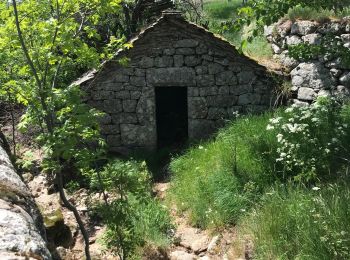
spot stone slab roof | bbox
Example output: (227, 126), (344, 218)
(73, 10), (268, 87)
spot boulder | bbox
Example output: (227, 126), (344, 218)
(291, 21), (318, 36)
(290, 62), (336, 90)
(0, 145), (51, 259)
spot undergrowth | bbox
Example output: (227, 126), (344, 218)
(169, 97), (350, 258)
(238, 180), (350, 259)
(203, 0), (273, 61)
(169, 111), (280, 228)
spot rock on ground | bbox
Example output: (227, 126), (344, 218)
(0, 144), (51, 259)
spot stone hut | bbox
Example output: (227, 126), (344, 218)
(77, 10), (276, 153)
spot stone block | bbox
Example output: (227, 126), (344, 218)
(297, 87), (317, 101)
(206, 95), (237, 106)
(163, 48), (175, 55)
(184, 56), (201, 67)
(119, 68), (134, 75)
(188, 87), (199, 97)
(216, 71), (238, 86)
(97, 114), (112, 124)
(103, 99), (122, 113)
(199, 86), (218, 96)
(238, 93), (253, 105)
(114, 74), (129, 83)
(130, 76), (146, 87)
(202, 54), (213, 61)
(207, 107), (227, 120)
(92, 91), (114, 100)
(122, 100), (137, 112)
(285, 35), (302, 46)
(196, 44), (208, 54)
(218, 86), (230, 95)
(302, 33), (322, 45)
(130, 90), (142, 99)
(119, 113), (138, 123)
(176, 48), (195, 55)
(147, 68), (196, 86)
(115, 90), (130, 99)
(340, 72), (350, 87)
(154, 56), (173, 67)
(214, 57), (230, 66)
(107, 135), (121, 146)
(195, 65), (208, 75)
(188, 97), (208, 119)
(291, 21), (318, 35)
(136, 96), (155, 124)
(208, 63), (225, 75)
(237, 71), (256, 84)
(120, 124), (156, 146)
(101, 124), (120, 135)
(197, 74), (215, 87)
(139, 57), (154, 68)
(174, 55), (184, 67)
(175, 39), (199, 48)
(291, 62), (336, 90)
(230, 84), (253, 95)
(134, 68), (146, 76)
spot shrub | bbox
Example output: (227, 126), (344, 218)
(238, 181), (350, 259)
(91, 160), (173, 259)
(267, 97), (350, 182)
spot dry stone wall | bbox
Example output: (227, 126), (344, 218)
(82, 12), (276, 153)
(265, 18), (350, 105)
(0, 141), (51, 259)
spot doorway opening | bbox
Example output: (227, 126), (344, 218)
(155, 87), (188, 149)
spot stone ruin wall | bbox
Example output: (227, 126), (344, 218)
(264, 18), (350, 105)
(0, 140), (51, 259)
(85, 15), (276, 153)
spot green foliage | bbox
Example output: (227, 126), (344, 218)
(202, 0), (273, 62)
(204, 0), (242, 20)
(267, 98), (350, 182)
(239, 181), (350, 259)
(288, 35), (350, 68)
(65, 180), (81, 194)
(170, 97), (350, 229)
(233, 0), (350, 53)
(92, 160), (172, 259)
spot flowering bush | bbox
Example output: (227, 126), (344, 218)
(267, 97), (350, 182)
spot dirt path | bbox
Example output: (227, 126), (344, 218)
(153, 183), (246, 260)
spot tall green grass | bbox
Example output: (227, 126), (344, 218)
(204, 0), (242, 20)
(238, 181), (350, 259)
(287, 6), (350, 22)
(169, 112), (281, 228)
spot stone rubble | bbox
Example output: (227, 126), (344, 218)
(265, 18), (350, 104)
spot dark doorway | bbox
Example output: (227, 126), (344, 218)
(156, 87), (188, 148)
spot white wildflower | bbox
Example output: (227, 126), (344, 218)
(266, 124), (274, 130)
(276, 134), (283, 143)
(285, 107), (294, 113)
(312, 186), (320, 191)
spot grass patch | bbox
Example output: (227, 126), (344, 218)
(169, 98), (350, 229)
(238, 181), (350, 259)
(169, 111), (281, 228)
(204, 0), (242, 20)
(286, 6), (350, 22)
